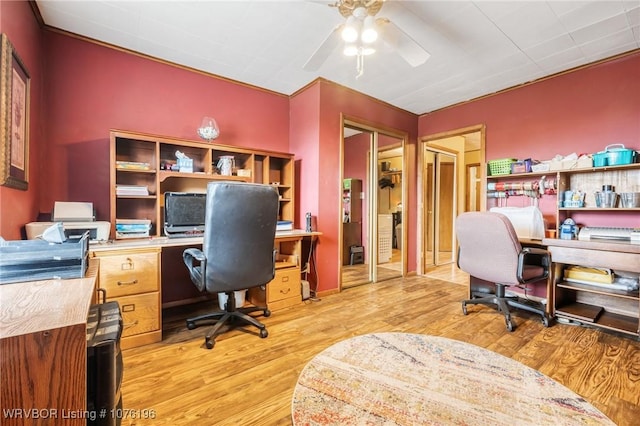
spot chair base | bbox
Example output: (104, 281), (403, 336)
(462, 284), (550, 331)
(187, 299), (271, 349)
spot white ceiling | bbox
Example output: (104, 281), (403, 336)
(35, 0), (640, 115)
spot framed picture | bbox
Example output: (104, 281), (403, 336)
(0, 33), (30, 190)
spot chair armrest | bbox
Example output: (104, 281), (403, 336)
(517, 247), (550, 283)
(521, 247), (550, 267)
(183, 248), (206, 291)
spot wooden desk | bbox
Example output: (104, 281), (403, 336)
(0, 260), (98, 426)
(90, 230), (320, 348)
(542, 238), (640, 338)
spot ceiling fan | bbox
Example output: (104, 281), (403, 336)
(304, 0), (430, 76)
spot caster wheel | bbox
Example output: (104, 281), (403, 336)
(462, 304), (468, 315)
(505, 317), (515, 332)
(260, 329), (268, 338)
(205, 339), (215, 349)
(541, 316), (550, 327)
(186, 321), (196, 330)
(263, 309), (271, 318)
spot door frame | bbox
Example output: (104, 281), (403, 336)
(417, 124), (486, 275)
(339, 114), (408, 290)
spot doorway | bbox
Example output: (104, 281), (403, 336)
(419, 125), (485, 275)
(423, 148), (457, 267)
(340, 117), (407, 289)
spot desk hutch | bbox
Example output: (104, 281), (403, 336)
(90, 130), (310, 349)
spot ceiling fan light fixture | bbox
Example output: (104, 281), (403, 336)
(362, 46), (376, 56)
(361, 15), (378, 43)
(341, 16), (360, 42)
(343, 44), (359, 56)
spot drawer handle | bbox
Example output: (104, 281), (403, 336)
(122, 304), (136, 312)
(117, 279), (139, 286)
(121, 258), (134, 270)
(282, 276), (289, 282)
(124, 320), (139, 329)
(279, 288), (291, 295)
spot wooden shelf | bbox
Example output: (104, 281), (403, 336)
(557, 281), (639, 300)
(559, 207), (640, 212)
(158, 171), (248, 182)
(487, 170), (551, 179)
(116, 195), (157, 199)
(556, 302), (638, 335)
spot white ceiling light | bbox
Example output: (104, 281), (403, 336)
(361, 15), (378, 43)
(341, 16), (360, 43)
(340, 6), (378, 78)
(304, 0), (430, 79)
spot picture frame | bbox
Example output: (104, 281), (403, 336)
(1, 33), (30, 190)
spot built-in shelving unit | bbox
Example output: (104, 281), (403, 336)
(486, 162), (640, 232)
(110, 129), (295, 239)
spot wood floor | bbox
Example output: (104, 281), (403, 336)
(121, 275), (640, 426)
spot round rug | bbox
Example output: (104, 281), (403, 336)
(291, 332), (614, 425)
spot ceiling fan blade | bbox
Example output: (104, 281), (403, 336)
(303, 24), (344, 71)
(378, 18), (430, 67)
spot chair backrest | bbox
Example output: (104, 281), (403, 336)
(202, 181), (279, 293)
(455, 211), (523, 286)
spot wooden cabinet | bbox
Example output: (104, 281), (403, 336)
(110, 129), (295, 239)
(92, 247), (162, 349)
(544, 238), (639, 338)
(249, 236), (302, 311)
(0, 261), (98, 426)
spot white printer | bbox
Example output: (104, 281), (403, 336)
(26, 202), (111, 242)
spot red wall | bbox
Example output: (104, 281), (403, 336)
(419, 52), (640, 161)
(0, 1), (45, 239)
(43, 32), (291, 223)
(291, 80), (418, 293)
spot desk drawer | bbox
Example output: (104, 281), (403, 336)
(97, 251), (159, 298)
(268, 267), (300, 303)
(111, 292), (160, 338)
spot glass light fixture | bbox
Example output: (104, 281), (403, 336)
(197, 116), (219, 142)
(341, 16), (360, 42)
(362, 46), (376, 56)
(361, 16), (378, 43)
(343, 44), (358, 56)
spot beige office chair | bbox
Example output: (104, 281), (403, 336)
(455, 211), (551, 331)
(183, 181), (279, 349)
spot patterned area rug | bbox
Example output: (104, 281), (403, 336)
(291, 333), (614, 425)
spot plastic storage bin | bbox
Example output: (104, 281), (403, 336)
(593, 144), (637, 167)
(489, 158), (516, 176)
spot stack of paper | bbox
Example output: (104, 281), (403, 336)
(115, 219), (151, 239)
(276, 220), (293, 231)
(116, 185), (149, 196)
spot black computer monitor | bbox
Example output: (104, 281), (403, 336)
(164, 192), (206, 237)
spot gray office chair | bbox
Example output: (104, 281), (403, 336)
(455, 211), (551, 331)
(183, 182), (279, 349)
